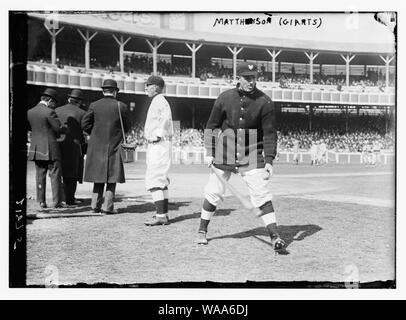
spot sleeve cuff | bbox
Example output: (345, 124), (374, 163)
(265, 155), (274, 165)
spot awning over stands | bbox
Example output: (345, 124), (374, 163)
(28, 12), (395, 56)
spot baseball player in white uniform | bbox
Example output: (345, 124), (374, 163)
(317, 139), (327, 165)
(292, 139), (299, 165)
(196, 62), (285, 252)
(143, 75), (174, 226)
(310, 141), (318, 165)
(372, 140), (382, 166)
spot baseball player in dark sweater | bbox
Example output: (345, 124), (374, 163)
(197, 62), (285, 252)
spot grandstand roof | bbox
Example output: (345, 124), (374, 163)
(28, 12), (395, 55)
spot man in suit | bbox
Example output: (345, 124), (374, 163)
(81, 79), (130, 214)
(55, 89), (86, 206)
(27, 88), (65, 209)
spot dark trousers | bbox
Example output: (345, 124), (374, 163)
(92, 183), (116, 212)
(35, 160), (63, 206)
(63, 177), (77, 205)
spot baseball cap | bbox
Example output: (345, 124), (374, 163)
(237, 62), (258, 76)
(146, 75), (165, 88)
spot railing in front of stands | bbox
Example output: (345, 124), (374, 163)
(120, 147), (395, 165)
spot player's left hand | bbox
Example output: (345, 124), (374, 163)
(264, 163), (273, 179)
(205, 156), (214, 167)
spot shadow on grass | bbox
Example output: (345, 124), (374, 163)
(31, 200), (192, 217)
(121, 201), (191, 214)
(29, 196), (92, 214)
(209, 224), (322, 254)
(169, 208), (235, 224)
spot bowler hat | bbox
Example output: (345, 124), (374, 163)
(41, 88), (58, 102)
(68, 89), (84, 100)
(101, 78), (119, 91)
(237, 62), (258, 76)
(146, 75), (165, 88)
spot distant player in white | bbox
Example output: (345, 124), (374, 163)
(366, 141), (374, 167)
(310, 140), (318, 166)
(317, 139), (327, 165)
(292, 138), (299, 165)
(362, 140), (369, 165)
(372, 140), (382, 166)
(143, 75), (174, 226)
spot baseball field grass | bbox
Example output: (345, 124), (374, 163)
(25, 160), (396, 287)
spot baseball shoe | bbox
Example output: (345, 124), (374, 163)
(144, 215), (169, 226)
(66, 199), (82, 206)
(270, 235), (285, 252)
(92, 208), (102, 213)
(54, 202), (69, 209)
(197, 231), (208, 245)
(39, 202), (47, 209)
(102, 209), (118, 215)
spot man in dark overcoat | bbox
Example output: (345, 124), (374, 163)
(27, 88), (65, 209)
(55, 89), (86, 205)
(81, 79), (130, 214)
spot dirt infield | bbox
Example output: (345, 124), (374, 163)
(25, 161), (395, 286)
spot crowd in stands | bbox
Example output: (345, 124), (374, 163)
(277, 112), (394, 152)
(125, 125), (205, 149)
(123, 55), (234, 80)
(196, 60), (233, 81)
(123, 55), (193, 76)
(124, 55), (151, 74)
(31, 53), (395, 89)
(277, 73), (392, 91)
(123, 113), (394, 154)
(277, 130), (394, 153)
(26, 100), (393, 154)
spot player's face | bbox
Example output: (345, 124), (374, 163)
(239, 75), (256, 92)
(145, 84), (158, 97)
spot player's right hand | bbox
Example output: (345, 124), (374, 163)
(205, 156), (214, 167)
(263, 163), (273, 179)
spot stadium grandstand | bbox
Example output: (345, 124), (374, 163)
(25, 12), (396, 165)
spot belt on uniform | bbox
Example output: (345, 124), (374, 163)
(147, 137), (172, 144)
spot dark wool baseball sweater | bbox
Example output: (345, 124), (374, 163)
(204, 85), (277, 172)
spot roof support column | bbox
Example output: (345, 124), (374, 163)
(304, 51), (319, 84)
(379, 55), (394, 87)
(266, 49), (281, 82)
(146, 39), (164, 76)
(185, 43), (202, 78)
(227, 46), (243, 81)
(78, 29), (98, 71)
(112, 35), (131, 73)
(44, 23), (64, 65)
(308, 105), (313, 131)
(340, 53), (356, 87)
